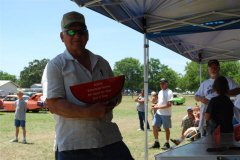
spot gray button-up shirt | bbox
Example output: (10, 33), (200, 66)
(42, 49), (122, 152)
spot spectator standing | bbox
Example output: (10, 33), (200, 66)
(149, 78), (173, 150)
(10, 90), (28, 144)
(41, 11), (133, 160)
(205, 76), (234, 133)
(134, 89), (150, 131)
(195, 59), (240, 136)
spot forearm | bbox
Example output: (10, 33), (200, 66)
(195, 95), (202, 102)
(158, 104), (170, 109)
(227, 88), (240, 96)
(47, 98), (111, 118)
(47, 98), (90, 118)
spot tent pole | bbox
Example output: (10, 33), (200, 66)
(200, 62), (202, 84)
(143, 32), (149, 160)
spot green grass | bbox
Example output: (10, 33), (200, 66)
(0, 95), (197, 160)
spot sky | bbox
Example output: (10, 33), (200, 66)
(0, 0), (190, 78)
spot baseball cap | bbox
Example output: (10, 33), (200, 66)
(160, 78), (168, 83)
(208, 59), (220, 66)
(187, 107), (192, 110)
(151, 91), (157, 96)
(61, 11), (86, 30)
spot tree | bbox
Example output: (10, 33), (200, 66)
(19, 59), (50, 88)
(0, 71), (17, 83)
(219, 61), (240, 86)
(113, 57), (143, 91)
(148, 58), (179, 92)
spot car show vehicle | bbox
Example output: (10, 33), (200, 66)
(2, 93), (43, 112)
(27, 93), (44, 113)
(173, 94), (185, 105)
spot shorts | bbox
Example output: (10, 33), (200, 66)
(14, 119), (26, 127)
(152, 114), (171, 129)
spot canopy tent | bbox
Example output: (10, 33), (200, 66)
(72, 0), (240, 63)
(70, 0), (240, 159)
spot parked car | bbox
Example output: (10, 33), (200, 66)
(2, 95), (30, 111)
(0, 99), (5, 111)
(23, 92), (37, 97)
(173, 94), (185, 105)
(27, 93), (44, 112)
(2, 94), (43, 112)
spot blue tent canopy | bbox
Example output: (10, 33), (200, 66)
(73, 0), (240, 63)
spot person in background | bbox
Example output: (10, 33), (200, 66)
(10, 90), (28, 144)
(149, 91), (158, 119)
(193, 106), (200, 127)
(204, 76), (234, 133)
(134, 89), (150, 131)
(195, 59), (240, 136)
(41, 11), (133, 160)
(149, 78), (173, 150)
(181, 107), (195, 135)
(149, 91), (161, 131)
(233, 94), (240, 125)
(170, 126), (199, 146)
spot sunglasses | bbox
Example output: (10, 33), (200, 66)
(64, 29), (88, 36)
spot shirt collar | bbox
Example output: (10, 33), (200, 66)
(62, 49), (100, 70)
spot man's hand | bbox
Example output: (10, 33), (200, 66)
(199, 97), (209, 105)
(195, 95), (209, 105)
(87, 102), (114, 118)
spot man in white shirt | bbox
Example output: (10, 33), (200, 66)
(149, 78), (173, 150)
(195, 59), (240, 136)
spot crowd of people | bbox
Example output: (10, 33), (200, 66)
(133, 59), (240, 150)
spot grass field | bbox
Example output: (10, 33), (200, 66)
(0, 95), (197, 160)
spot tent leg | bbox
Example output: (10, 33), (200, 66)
(144, 33), (149, 160)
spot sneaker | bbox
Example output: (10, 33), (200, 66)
(149, 141), (160, 149)
(22, 140), (27, 144)
(10, 138), (18, 142)
(170, 139), (179, 146)
(137, 128), (144, 131)
(161, 142), (170, 150)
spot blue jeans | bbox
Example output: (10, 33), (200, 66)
(55, 141), (134, 160)
(138, 111), (150, 130)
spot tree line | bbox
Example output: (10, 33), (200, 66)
(0, 58), (239, 92)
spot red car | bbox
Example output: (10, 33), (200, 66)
(2, 94), (43, 112)
(2, 95), (30, 111)
(27, 93), (44, 112)
(0, 99), (5, 111)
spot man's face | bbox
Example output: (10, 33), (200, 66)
(187, 109), (193, 115)
(160, 81), (168, 90)
(207, 63), (220, 79)
(60, 22), (88, 53)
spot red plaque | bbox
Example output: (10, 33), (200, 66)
(70, 75), (125, 103)
(234, 124), (240, 142)
(213, 125), (221, 147)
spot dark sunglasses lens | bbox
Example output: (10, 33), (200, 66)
(78, 30), (87, 35)
(67, 30), (76, 36)
(66, 29), (87, 36)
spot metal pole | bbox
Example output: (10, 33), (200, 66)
(200, 62), (202, 84)
(143, 33), (149, 160)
